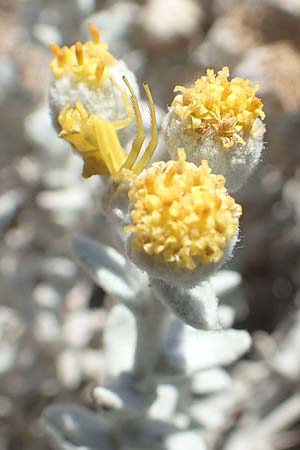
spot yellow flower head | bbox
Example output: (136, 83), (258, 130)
(125, 148), (242, 270)
(172, 67), (265, 149)
(50, 24), (115, 87)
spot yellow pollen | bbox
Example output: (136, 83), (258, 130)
(89, 23), (100, 43)
(50, 43), (61, 57)
(125, 148), (242, 270)
(50, 24), (115, 86)
(57, 48), (67, 67)
(172, 67), (265, 149)
(95, 61), (105, 80)
(75, 42), (84, 65)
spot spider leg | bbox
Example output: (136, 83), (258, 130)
(133, 82), (158, 174)
(93, 116), (126, 175)
(121, 76), (146, 170)
(109, 75), (134, 131)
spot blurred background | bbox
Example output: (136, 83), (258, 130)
(1, 0), (300, 449)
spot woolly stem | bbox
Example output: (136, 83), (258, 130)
(102, 184), (169, 379)
(133, 292), (168, 380)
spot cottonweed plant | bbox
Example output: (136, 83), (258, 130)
(43, 25), (265, 450)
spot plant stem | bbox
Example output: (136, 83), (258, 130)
(133, 291), (168, 381)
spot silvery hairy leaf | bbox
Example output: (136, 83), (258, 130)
(165, 429), (207, 450)
(103, 304), (136, 377)
(162, 319), (251, 374)
(150, 279), (220, 330)
(210, 270), (242, 297)
(72, 235), (148, 306)
(43, 404), (114, 450)
(148, 384), (179, 421)
(93, 372), (156, 418)
(271, 310), (300, 380)
(0, 189), (28, 232)
(191, 368), (231, 395)
(121, 417), (205, 450)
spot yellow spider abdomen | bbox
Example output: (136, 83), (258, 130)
(58, 102), (126, 177)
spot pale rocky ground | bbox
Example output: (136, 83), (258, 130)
(1, 1), (300, 450)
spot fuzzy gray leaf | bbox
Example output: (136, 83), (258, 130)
(103, 304), (136, 377)
(72, 235), (139, 304)
(151, 279), (220, 330)
(163, 320), (251, 374)
(42, 404), (114, 450)
(165, 430), (207, 450)
(93, 373), (155, 418)
(210, 270), (242, 297)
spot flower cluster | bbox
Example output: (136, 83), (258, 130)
(171, 66), (265, 149)
(49, 29), (266, 285)
(125, 148), (242, 270)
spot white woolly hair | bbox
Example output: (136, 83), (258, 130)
(48, 60), (139, 147)
(163, 108), (266, 193)
(126, 235), (238, 289)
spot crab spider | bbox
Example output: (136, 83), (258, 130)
(58, 76), (158, 178)
(92, 76), (158, 177)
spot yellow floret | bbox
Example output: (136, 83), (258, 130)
(50, 24), (115, 87)
(172, 67), (265, 149)
(125, 148), (242, 270)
